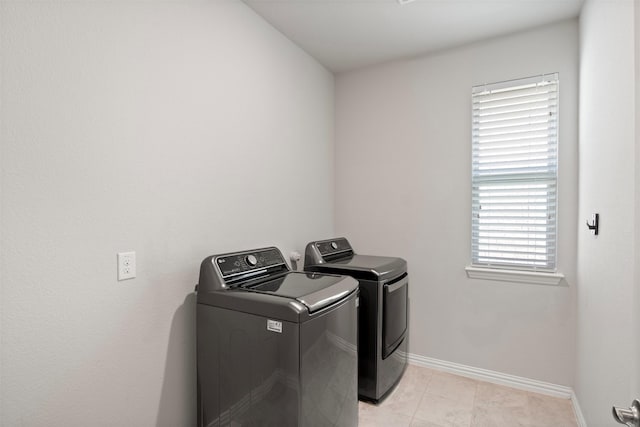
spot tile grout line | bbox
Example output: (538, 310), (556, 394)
(469, 381), (479, 427)
(362, 366), (578, 427)
(408, 367), (434, 425)
(413, 370), (475, 425)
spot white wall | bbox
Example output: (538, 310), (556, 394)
(335, 20), (578, 386)
(0, 1), (334, 425)
(576, 1), (636, 424)
(635, 0), (640, 402)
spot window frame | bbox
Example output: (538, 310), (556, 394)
(466, 73), (564, 285)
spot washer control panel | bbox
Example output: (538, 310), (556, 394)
(316, 238), (352, 257)
(216, 248), (286, 278)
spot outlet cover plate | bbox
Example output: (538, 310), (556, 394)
(117, 251), (136, 281)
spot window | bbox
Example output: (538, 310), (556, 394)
(470, 74), (558, 272)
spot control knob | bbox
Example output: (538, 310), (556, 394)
(245, 254), (258, 266)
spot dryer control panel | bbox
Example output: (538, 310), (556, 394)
(304, 237), (354, 265)
(315, 238), (352, 257)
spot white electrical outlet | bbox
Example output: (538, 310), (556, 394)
(117, 251), (136, 281)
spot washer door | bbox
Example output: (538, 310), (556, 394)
(382, 274), (408, 359)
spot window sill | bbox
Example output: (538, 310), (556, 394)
(465, 266), (565, 286)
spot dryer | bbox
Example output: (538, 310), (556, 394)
(196, 246), (359, 426)
(304, 238), (408, 403)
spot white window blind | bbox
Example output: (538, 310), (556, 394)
(471, 74), (558, 271)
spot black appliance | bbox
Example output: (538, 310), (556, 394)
(196, 246), (359, 426)
(304, 237), (408, 403)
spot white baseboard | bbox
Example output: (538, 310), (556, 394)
(406, 352), (587, 425)
(570, 390), (588, 427)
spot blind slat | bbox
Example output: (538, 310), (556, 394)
(474, 81), (557, 97)
(473, 167), (557, 177)
(472, 238), (557, 245)
(473, 107), (556, 123)
(474, 257), (553, 266)
(474, 93), (558, 111)
(474, 132), (557, 145)
(472, 236), (557, 242)
(476, 124), (557, 138)
(475, 117), (554, 132)
(475, 100), (557, 117)
(476, 147), (557, 159)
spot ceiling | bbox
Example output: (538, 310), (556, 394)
(243, 0), (584, 73)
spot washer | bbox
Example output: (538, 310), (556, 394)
(304, 237), (408, 403)
(196, 246), (359, 427)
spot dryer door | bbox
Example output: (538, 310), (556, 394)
(382, 274), (408, 359)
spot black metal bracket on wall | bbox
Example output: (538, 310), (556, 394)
(586, 213), (599, 235)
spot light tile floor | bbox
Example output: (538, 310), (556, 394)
(359, 365), (578, 427)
